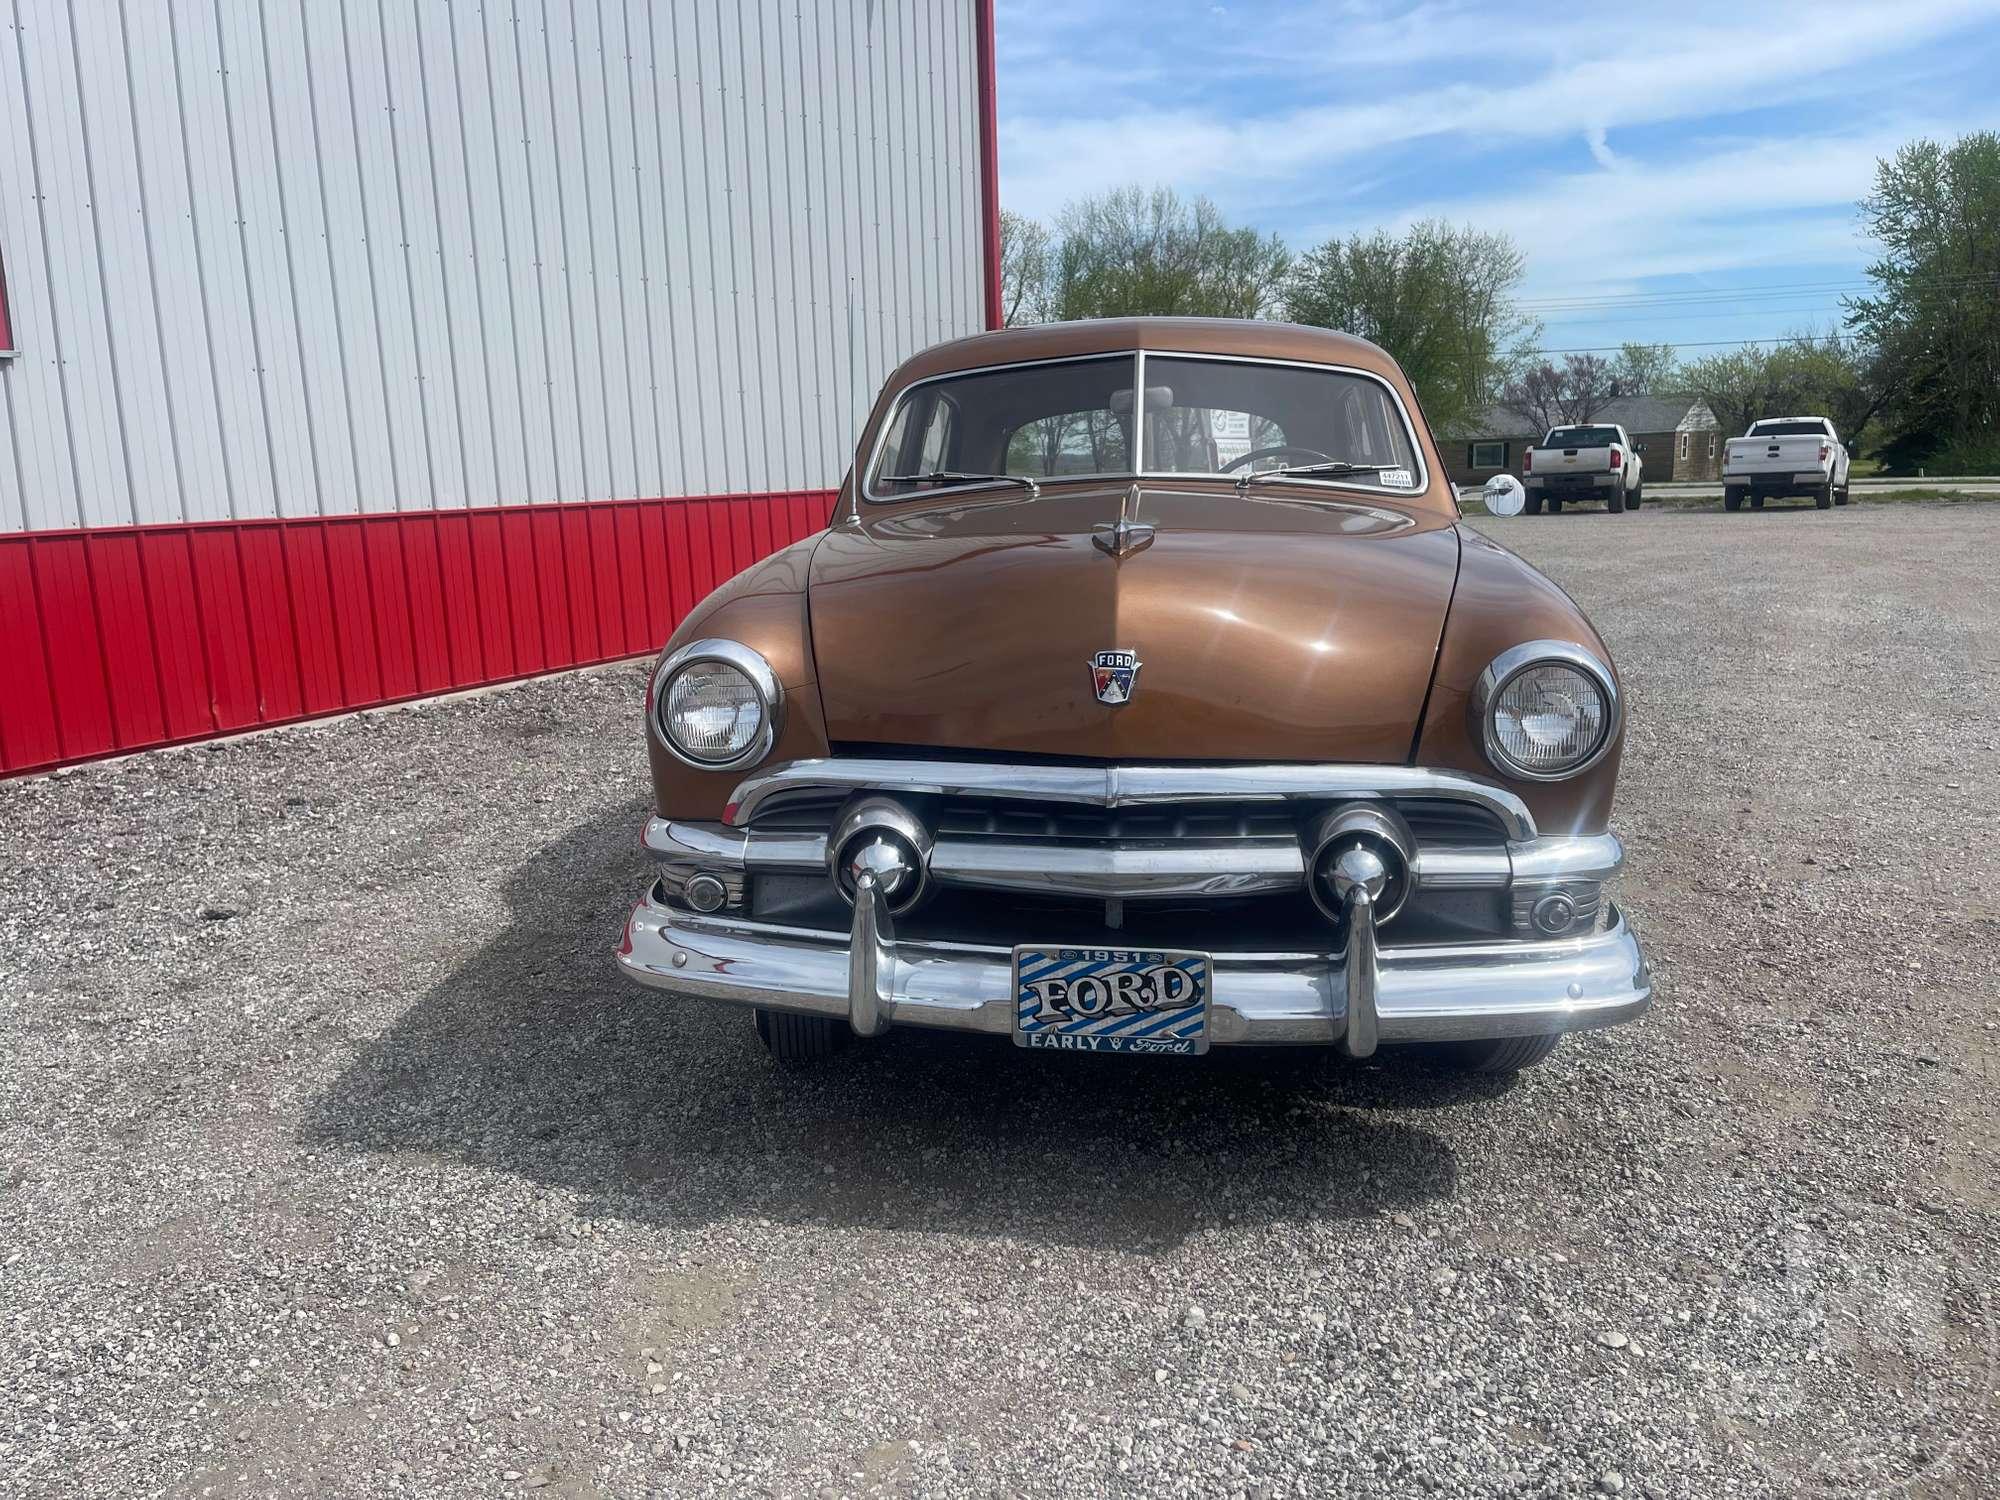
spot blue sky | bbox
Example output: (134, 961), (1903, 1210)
(993, 0), (2000, 355)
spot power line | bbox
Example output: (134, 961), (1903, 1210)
(1539, 305), (1851, 330)
(1526, 335), (1846, 354)
(1514, 271), (2000, 315)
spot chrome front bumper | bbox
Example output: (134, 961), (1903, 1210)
(616, 883), (1652, 1050)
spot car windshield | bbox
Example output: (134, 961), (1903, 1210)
(1748, 421), (1830, 437)
(1544, 427), (1622, 447)
(866, 354), (1422, 499)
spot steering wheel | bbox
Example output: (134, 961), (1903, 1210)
(1217, 445), (1335, 474)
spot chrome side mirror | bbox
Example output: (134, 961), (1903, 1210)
(1481, 473), (1526, 516)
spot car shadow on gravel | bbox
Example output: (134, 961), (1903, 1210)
(302, 802), (1490, 1252)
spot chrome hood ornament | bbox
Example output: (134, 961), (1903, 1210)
(1092, 483), (1155, 559)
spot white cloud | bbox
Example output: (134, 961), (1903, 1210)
(997, 0), (1998, 225)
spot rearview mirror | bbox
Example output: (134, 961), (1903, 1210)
(1634, 442), (1648, 454)
(1108, 385), (1175, 415)
(1481, 473), (1526, 517)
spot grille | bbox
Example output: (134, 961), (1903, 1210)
(934, 798), (1298, 843)
(739, 788), (1516, 948)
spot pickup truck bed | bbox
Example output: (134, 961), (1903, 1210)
(1522, 424), (1642, 515)
(1722, 419), (1850, 510)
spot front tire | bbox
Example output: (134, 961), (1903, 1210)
(1548, 498), (1564, 514)
(1425, 1033), (1563, 1074)
(1834, 483), (1850, 506)
(1626, 484), (1642, 509)
(1751, 494), (1765, 509)
(754, 1008), (850, 1066)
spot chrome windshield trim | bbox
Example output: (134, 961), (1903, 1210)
(723, 759), (1537, 842)
(858, 349), (1431, 506)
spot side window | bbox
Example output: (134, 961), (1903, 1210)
(916, 397), (956, 472)
(1470, 440), (1506, 469)
(1707, 432), (1717, 459)
(1678, 432), (1689, 461)
(878, 390), (958, 477)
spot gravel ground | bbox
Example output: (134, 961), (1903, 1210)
(2, 503), (1996, 1500)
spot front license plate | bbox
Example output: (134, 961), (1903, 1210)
(1012, 946), (1211, 1056)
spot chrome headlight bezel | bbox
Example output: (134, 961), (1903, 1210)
(1472, 640), (1620, 782)
(649, 638), (784, 771)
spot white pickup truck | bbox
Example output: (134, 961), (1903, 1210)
(1722, 417), (1851, 511)
(1521, 423), (1644, 514)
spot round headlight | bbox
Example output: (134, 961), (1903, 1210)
(1475, 642), (1617, 780)
(650, 640), (782, 769)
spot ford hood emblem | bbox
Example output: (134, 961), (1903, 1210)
(1090, 649), (1141, 706)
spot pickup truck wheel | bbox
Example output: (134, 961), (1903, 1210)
(1627, 485), (1642, 509)
(1815, 484), (1833, 510)
(1606, 487), (1624, 514)
(1751, 495), (1765, 510)
(1523, 493), (1543, 516)
(1723, 487), (1743, 512)
(1547, 498), (1563, 514)
(754, 1008), (850, 1066)
(1423, 1032), (1562, 1074)
(1834, 484), (1850, 506)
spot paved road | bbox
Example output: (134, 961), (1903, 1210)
(2, 505), (1996, 1499)
(1651, 476), (2000, 499)
(1464, 477), (2000, 502)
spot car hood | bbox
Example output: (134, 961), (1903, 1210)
(807, 485), (1462, 762)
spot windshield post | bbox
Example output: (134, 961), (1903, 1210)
(1132, 349), (1148, 477)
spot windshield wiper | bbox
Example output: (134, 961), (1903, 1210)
(878, 470), (1040, 498)
(1236, 461), (1398, 491)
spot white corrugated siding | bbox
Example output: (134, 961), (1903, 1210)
(0, 0), (986, 532)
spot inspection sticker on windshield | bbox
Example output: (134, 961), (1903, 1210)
(1012, 946), (1211, 1055)
(1379, 467), (1415, 488)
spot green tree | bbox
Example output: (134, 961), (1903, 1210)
(1612, 341), (1681, 396)
(1283, 221), (1536, 437)
(1847, 132), (2000, 467)
(1044, 186), (1293, 322)
(1682, 334), (1885, 442)
(998, 208), (1051, 327)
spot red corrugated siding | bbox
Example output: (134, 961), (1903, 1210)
(0, 490), (835, 776)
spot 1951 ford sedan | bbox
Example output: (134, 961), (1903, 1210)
(617, 319), (1650, 1074)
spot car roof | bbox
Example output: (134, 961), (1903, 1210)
(884, 317), (1405, 387)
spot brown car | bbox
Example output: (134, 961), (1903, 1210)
(618, 318), (1649, 1073)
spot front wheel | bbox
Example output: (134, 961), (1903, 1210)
(754, 1008), (850, 1066)
(1423, 1033), (1562, 1074)
(1548, 498), (1564, 514)
(1626, 484), (1642, 509)
(1834, 484), (1850, 506)
(1751, 494), (1765, 509)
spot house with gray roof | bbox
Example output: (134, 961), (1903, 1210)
(1441, 395), (1721, 486)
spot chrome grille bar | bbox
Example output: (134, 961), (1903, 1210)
(725, 758), (1538, 842)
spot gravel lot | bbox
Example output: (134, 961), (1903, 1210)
(3, 503), (1996, 1500)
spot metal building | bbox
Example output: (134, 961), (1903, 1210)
(0, 0), (1000, 774)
